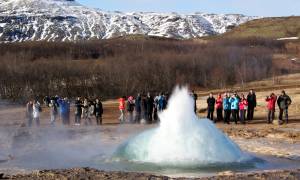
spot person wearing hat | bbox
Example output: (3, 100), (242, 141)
(277, 90), (292, 124)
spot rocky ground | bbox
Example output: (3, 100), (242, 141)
(1, 168), (300, 180)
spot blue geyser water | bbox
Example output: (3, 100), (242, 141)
(114, 87), (253, 166)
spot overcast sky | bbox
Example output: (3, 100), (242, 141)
(77, 0), (300, 17)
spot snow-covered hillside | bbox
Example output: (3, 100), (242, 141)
(0, 0), (257, 42)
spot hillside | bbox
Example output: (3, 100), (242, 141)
(0, 0), (255, 42)
(221, 16), (300, 39)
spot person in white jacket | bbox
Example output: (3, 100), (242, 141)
(32, 100), (41, 126)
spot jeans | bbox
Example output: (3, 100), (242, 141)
(119, 110), (125, 123)
(279, 108), (288, 123)
(75, 114), (81, 124)
(240, 109), (246, 124)
(207, 109), (214, 121)
(224, 110), (231, 124)
(135, 111), (141, 124)
(96, 115), (102, 125)
(247, 107), (255, 120)
(216, 108), (223, 122)
(267, 110), (275, 123)
(231, 109), (239, 124)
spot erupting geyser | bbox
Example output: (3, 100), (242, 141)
(114, 87), (252, 166)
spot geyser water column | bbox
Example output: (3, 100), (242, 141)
(114, 87), (252, 166)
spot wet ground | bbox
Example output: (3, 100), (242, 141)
(0, 124), (300, 179)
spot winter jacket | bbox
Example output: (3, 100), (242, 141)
(33, 102), (41, 118)
(266, 96), (277, 110)
(207, 97), (216, 111)
(75, 100), (83, 115)
(247, 93), (257, 108)
(57, 99), (69, 115)
(49, 102), (58, 116)
(135, 96), (142, 113)
(146, 96), (154, 113)
(26, 102), (33, 118)
(127, 100), (135, 112)
(94, 102), (103, 116)
(158, 95), (165, 111)
(277, 94), (292, 109)
(223, 97), (231, 110)
(119, 98), (125, 110)
(229, 97), (239, 110)
(215, 96), (223, 110)
(239, 98), (248, 110)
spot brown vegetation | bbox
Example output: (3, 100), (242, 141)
(0, 37), (293, 101)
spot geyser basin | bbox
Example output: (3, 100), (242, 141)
(114, 87), (252, 166)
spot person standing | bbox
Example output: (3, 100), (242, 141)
(229, 94), (239, 124)
(26, 101), (33, 127)
(192, 90), (198, 114)
(32, 100), (41, 127)
(223, 93), (231, 124)
(239, 94), (248, 124)
(58, 97), (70, 125)
(88, 100), (95, 125)
(247, 89), (257, 121)
(65, 98), (71, 125)
(158, 93), (165, 112)
(135, 93), (142, 123)
(82, 98), (91, 125)
(74, 97), (83, 125)
(94, 98), (103, 125)
(277, 90), (292, 124)
(146, 92), (154, 123)
(266, 93), (277, 124)
(127, 96), (135, 123)
(49, 99), (58, 126)
(215, 93), (223, 123)
(153, 93), (159, 122)
(207, 93), (215, 121)
(119, 96), (126, 124)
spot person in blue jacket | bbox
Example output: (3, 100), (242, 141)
(223, 93), (231, 124)
(229, 93), (240, 124)
(58, 97), (70, 125)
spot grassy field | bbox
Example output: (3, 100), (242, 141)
(221, 16), (300, 39)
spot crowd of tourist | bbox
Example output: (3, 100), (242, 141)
(25, 89), (292, 127)
(205, 90), (292, 124)
(26, 96), (103, 127)
(118, 92), (171, 124)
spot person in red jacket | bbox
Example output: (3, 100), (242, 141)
(119, 96), (126, 123)
(215, 93), (223, 123)
(266, 93), (277, 124)
(239, 94), (248, 124)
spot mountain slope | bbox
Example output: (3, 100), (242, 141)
(0, 0), (256, 42)
(221, 16), (300, 39)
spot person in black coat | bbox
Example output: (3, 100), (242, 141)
(277, 90), (292, 124)
(146, 92), (154, 123)
(74, 97), (83, 125)
(191, 90), (198, 113)
(247, 89), (257, 121)
(207, 93), (216, 121)
(94, 98), (103, 125)
(135, 93), (142, 123)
